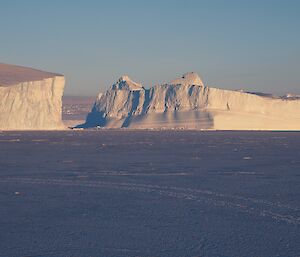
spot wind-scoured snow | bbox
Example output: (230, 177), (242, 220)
(0, 130), (299, 257)
(0, 63), (65, 130)
(81, 72), (300, 130)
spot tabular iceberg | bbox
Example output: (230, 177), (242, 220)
(0, 63), (65, 130)
(81, 72), (300, 130)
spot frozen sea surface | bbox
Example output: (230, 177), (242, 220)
(0, 130), (299, 257)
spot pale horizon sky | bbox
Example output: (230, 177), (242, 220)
(1, 0), (300, 96)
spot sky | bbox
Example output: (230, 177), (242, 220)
(1, 0), (300, 96)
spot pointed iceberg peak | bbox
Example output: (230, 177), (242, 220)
(170, 72), (204, 86)
(118, 75), (132, 83)
(111, 75), (144, 91)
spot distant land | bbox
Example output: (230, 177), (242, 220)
(62, 96), (95, 128)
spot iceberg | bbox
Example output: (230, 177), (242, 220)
(0, 63), (65, 130)
(81, 72), (300, 130)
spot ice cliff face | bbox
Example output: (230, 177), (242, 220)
(0, 63), (65, 130)
(81, 72), (300, 130)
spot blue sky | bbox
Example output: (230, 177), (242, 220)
(1, 0), (299, 96)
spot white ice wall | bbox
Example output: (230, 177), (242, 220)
(0, 64), (65, 130)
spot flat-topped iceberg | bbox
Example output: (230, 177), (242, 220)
(0, 63), (65, 130)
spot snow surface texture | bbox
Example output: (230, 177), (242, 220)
(0, 131), (299, 257)
(0, 63), (65, 130)
(82, 72), (300, 130)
